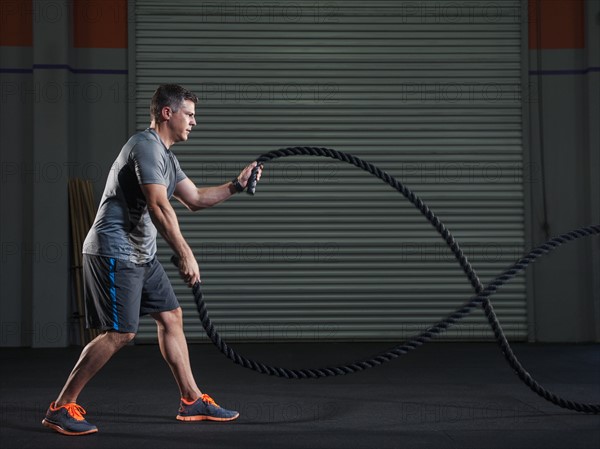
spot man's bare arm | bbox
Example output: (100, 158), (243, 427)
(174, 162), (262, 212)
(140, 183), (199, 286)
(174, 178), (237, 212)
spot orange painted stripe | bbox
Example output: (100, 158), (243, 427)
(0, 0), (33, 46)
(73, 0), (127, 48)
(529, 0), (585, 49)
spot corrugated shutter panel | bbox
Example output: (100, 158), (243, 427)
(133, 0), (526, 342)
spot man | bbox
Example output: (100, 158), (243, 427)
(42, 84), (262, 436)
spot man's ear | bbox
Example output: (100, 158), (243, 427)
(160, 106), (172, 122)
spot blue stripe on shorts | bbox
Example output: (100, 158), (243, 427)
(109, 258), (119, 331)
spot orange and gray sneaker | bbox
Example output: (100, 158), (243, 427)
(42, 402), (98, 436)
(176, 393), (239, 422)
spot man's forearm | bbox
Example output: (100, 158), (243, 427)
(148, 202), (193, 258)
(193, 182), (238, 210)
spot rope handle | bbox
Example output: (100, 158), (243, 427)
(247, 163), (260, 195)
(170, 255), (203, 301)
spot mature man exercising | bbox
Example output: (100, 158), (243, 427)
(42, 84), (262, 436)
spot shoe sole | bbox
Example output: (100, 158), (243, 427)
(42, 419), (98, 436)
(176, 412), (239, 422)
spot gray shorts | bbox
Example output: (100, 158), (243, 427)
(83, 254), (179, 333)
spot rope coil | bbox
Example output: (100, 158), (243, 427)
(175, 146), (600, 414)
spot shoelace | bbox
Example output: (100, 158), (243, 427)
(201, 394), (219, 407)
(61, 403), (87, 421)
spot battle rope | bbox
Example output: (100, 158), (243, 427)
(172, 146), (600, 414)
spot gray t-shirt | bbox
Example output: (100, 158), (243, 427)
(83, 128), (187, 263)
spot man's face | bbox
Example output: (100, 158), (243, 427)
(169, 100), (196, 143)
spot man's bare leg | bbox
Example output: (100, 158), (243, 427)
(152, 307), (202, 401)
(55, 331), (136, 406)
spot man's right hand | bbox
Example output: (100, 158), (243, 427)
(177, 253), (201, 287)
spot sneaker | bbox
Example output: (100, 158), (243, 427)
(42, 402), (98, 436)
(176, 394), (239, 422)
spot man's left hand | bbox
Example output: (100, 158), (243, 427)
(236, 162), (263, 190)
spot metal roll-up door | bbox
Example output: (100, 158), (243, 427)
(132, 0), (526, 342)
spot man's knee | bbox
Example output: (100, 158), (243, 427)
(104, 330), (136, 347)
(152, 307), (183, 330)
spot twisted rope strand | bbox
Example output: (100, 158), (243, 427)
(176, 147), (600, 414)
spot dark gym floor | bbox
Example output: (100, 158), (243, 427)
(1, 342), (599, 449)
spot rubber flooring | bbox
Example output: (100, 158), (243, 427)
(1, 342), (599, 449)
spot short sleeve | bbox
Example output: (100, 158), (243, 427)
(130, 141), (168, 186)
(172, 153), (188, 183)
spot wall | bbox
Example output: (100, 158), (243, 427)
(527, 0), (600, 341)
(0, 0), (128, 347)
(1, 0), (598, 346)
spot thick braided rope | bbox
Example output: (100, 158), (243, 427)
(182, 146), (600, 414)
